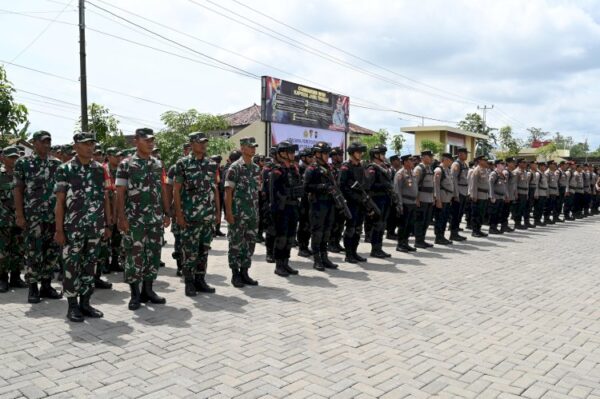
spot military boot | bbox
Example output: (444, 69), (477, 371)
(434, 236), (453, 245)
(109, 255), (124, 272)
(488, 226), (502, 235)
(28, 283), (40, 303)
(241, 268), (258, 286)
(79, 291), (103, 318)
(39, 278), (62, 299)
(176, 258), (182, 277)
(194, 274), (215, 293)
(184, 277), (197, 297)
(94, 275), (113, 289)
(313, 252), (326, 271)
(321, 251), (339, 269)
(140, 280), (166, 304)
(0, 273), (8, 293)
(344, 248), (357, 264)
(500, 224), (514, 233)
(450, 231), (467, 241)
(370, 246), (388, 258)
(128, 283), (141, 310)
(274, 259), (290, 277)
(9, 271), (27, 288)
(283, 259), (299, 275)
(66, 297), (84, 322)
(231, 270), (244, 288)
(297, 247), (312, 257)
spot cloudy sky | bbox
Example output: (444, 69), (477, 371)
(2, 0), (600, 151)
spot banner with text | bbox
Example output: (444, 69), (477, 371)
(271, 123), (345, 151)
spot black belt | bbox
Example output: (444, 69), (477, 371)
(549, 186), (558, 189)
(441, 187), (453, 194)
(494, 191), (505, 196)
(477, 188), (488, 193)
(569, 186), (578, 189)
(402, 194), (416, 200)
(420, 187), (433, 193)
(458, 183), (468, 187)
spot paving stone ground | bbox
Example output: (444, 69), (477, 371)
(1, 217), (600, 399)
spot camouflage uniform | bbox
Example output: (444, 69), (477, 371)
(225, 158), (261, 272)
(116, 153), (165, 284)
(0, 159), (24, 275)
(13, 151), (61, 283)
(54, 157), (109, 298)
(174, 154), (218, 277)
(166, 164), (182, 270)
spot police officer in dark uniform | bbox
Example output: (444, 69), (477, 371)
(261, 147), (277, 263)
(365, 145), (392, 258)
(328, 147), (346, 253)
(303, 142), (339, 271)
(386, 155), (401, 240)
(340, 142), (369, 263)
(270, 141), (303, 277)
(413, 150), (435, 248)
(296, 148), (314, 258)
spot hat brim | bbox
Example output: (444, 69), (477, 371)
(35, 135), (52, 141)
(80, 139), (97, 144)
(191, 138), (209, 143)
(136, 134), (155, 140)
(242, 143), (259, 148)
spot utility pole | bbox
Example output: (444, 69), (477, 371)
(477, 105), (494, 131)
(79, 0), (88, 132)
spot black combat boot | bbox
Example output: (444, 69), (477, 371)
(140, 280), (166, 304)
(66, 297), (84, 322)
(328, 242), (343, 253)
(297, 247), (312, 257)
(240, 268), (258, 286)
(194, 274), (215, 293)
(386, 232), (398, 240)
(8, 271), (27, 288)
(450, 231), (467, 241)
(28, 283), (40, 303)
(500, 224), (514, 233)
(231, 270), (245, 288)
(314, 252), (326, 270)
(39, 278), (62, 299)
(176, 258), (182, 277)
(434, 236), (453, 245)
(128, 283), (141, 310)
(321, 251), (339, 269)
(0, 273), (8, 293)
(370, 246), (388, 258)
(344, 248), (357, 264)
(353, 243), (367, 262)
(94, 275), (113, 290)
(471, 230), (488, 238)
(283, 259), (299, 275)
(274, 259), (290, 277)
(109, 255), (124, 272)
(488, 226), (502, 235)
(79, 291), (103, 318)
(184, 277), (197, 297)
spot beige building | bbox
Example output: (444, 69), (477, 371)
(400, 125), (486, 161)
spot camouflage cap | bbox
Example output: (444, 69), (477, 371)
(189, 131), (209, 143)
(32, 130), (51, 141)
(106, 147), (120, 156)
(2, 146), (20, 158)
(135, 127), (154, 139)
(62, 144), (73, 153)
(240, 136), (258, 147)
(73, 131), (97, 143)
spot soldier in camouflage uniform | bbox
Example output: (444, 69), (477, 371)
(224, 137), (261, 288)
(55, 132), (112, 322)
(173, 132), (220, 297)
(14, 131), (63, 304)
(0, 147), (26, 293)
(104, 147), (124, 273)
(116, 128), (171, 310)
(166, 143), (190, 277)
(93, 149), (114, 289)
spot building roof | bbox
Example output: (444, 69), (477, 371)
(401, 125), (488, 140)
(224, 104), (262, 127)
(225, 104), (374, 135)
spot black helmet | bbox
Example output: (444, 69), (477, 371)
(269, 147), (277, 157)
(369, 144), (387, 157)
(330, 147), (343, 156)
(299, 148), (314, 158)
(276, 141), (298, 153)
(347, 142), (367, 155)
(229, 150), (242, 162)
(313, 141), (332, 153)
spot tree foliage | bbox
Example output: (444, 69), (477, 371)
(569, 142), (589, 158)
(390, 133), (406, 155)
(497, 125), (523, 157)
(78, 103), (127, 150)
(420, 139), (445, 156)
(536, 142), (558, 160)
(155, 109), (232, 167)
(458, 113), (496, 157)
(526, 127), (549, 145)
(0, 66), (29, 147)
(355, 128), (388, 151)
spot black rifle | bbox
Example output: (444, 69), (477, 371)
(351, 181), (381, 216)
(325, 170), (352, 219)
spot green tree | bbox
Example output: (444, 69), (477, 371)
(78, 103), (127, 150)
(526, 127), (549, 145)
(420, 139), (445, 156)
(497, 125), (523, 157)
(0, 66), (29, 147)
(536, 142), (558, 160)
(569, 142), (589, 158)
(355, 128), (388, 151)
(155, 109), (231, 167)
(458, 112), (496, 157)
(390, 133), (406, 155)
(552, 131), (573, 149)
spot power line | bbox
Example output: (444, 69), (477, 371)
(11, 0), (74, 62)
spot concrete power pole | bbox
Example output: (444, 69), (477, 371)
(79, 0), (89, 132)
(477, 105), (494, 132)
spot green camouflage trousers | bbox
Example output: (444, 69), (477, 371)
(171, 223), (182, 262)
(62, 232), (101, 298)
(122, 224), (162, 284)
(181, 221), (213, 278)
(97, 236), (110, 269)
(0, 226), (24, 274)
(24, 221), (60, 283)
(227, 220), (257, 271)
